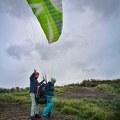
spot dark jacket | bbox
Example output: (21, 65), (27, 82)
(29, 73), (44, 93)
(46, 82), (55, 96)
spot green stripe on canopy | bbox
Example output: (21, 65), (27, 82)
(27, 0), (63, 44)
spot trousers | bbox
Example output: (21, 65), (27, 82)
(42, 96), (54, 117)
(30, 93), (39, 116)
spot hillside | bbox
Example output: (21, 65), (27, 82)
(0, 79), (120, 120)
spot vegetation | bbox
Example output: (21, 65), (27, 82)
(79, 79), (120, 87)
(54, 98), (118, 120)
(0, 79), (120, 120)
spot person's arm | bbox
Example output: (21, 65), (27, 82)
(38, 80), (44, 85)
(38, 77), (47, 85)
(30, 73), (35, 81)
(38, 78), (47, 85)
(30, 69), (36, 81)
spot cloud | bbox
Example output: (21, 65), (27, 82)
(0, 0), (33, 19)
(1, 0), (120, 21)
(0, 0), (120, 88)
(65, 0), (120, 19)
(34, 33), (82, 61)
(6, 45), (23, 60)
(6, 40), (34, 60)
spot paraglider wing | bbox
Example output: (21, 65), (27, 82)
(27, 0), (63, 44)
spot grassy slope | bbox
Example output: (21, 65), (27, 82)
(0, 82), (120, 120)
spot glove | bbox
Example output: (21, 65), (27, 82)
(34, 69), (36, 73)
(43, 78), (47, 82)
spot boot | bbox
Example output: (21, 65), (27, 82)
(48, 112), (51, 118)
(31, 116), (38, 120)
(35, 114), (42, 118)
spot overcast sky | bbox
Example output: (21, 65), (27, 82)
(0, 0), (120, 88)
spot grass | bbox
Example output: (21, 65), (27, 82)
(0, 81), (120, 120)
(55, 85), (78, 96)
(54, 97), (118, 120)
(54, 83), (120, 120)
(0, 91), (31, 104)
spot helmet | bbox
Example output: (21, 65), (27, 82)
(51, 77), (56, 82)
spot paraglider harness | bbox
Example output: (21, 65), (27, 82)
(35, 78), (48, 104)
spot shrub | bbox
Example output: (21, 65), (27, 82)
(0, 93), (16, 102)
(97, 84), (114, 93)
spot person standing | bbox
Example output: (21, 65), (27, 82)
(30, 69), (45, 120)
(42, 77), (56, 118)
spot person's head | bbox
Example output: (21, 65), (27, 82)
(51, 77), (56, 85)
(34, 72), (39, 78)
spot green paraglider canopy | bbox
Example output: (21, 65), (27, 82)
(27, 0), (63, 44)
